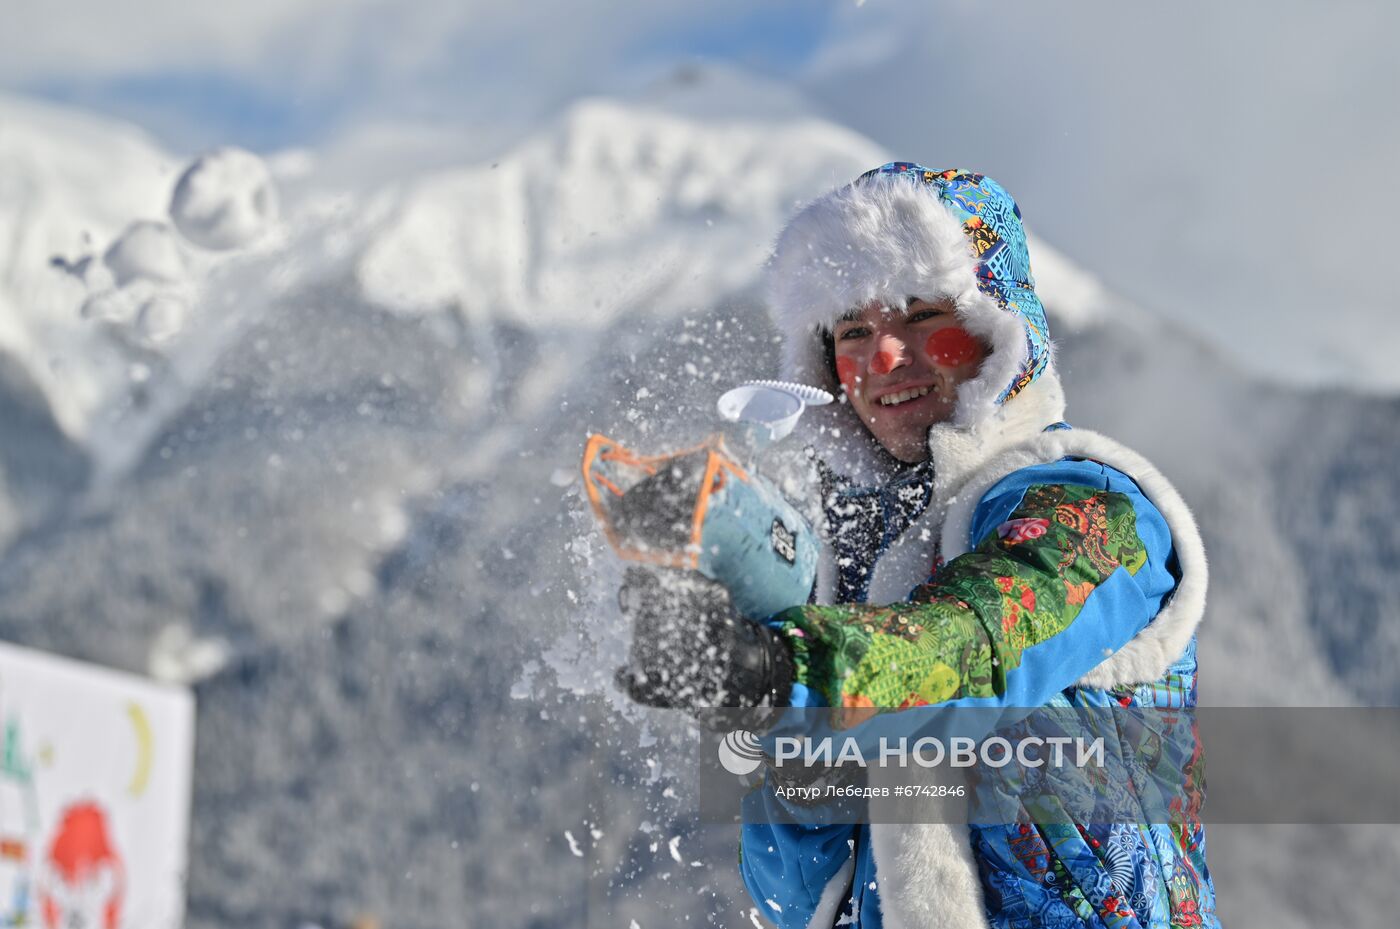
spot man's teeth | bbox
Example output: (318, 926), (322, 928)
(878, 386), (932, 406)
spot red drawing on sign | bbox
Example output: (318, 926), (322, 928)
(39, 802), (124, 929)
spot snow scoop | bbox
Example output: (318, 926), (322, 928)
(580, 382), (830, 620)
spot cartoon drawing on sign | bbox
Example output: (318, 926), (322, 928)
(125, 703), (153, 799)
(0, 717), (40, 925)
(38, 803), (125, 929)
(0, 648), (190, 929)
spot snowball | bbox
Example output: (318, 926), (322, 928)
(137, 292), (188, 343)
(80, 276), (190, 345)
(169, 147), (278, 250)
(103, 220), (185, 286)
(148, 624), (231, 684)
(81, 279), (149, 324)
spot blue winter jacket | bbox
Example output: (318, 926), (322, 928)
(739, 456), (1220, 929)
(749, 160), (1218, 928)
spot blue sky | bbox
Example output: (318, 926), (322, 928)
(5, 0), (1399, 390)
(27, 70), (344, 151)
(8, 0), (837, 152)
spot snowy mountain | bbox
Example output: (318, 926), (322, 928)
(0, 74), (1396, 928)
(0, 93), (180, 433)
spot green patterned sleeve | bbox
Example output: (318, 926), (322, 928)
(774, 484), (1150, 719)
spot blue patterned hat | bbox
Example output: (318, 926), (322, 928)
(764, 161), (1060, 476)
(854, 163), (1050, 403)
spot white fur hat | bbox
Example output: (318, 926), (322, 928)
(763, 164), (1056, 479)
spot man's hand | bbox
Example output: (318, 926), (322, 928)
(615, 567), (793, 712)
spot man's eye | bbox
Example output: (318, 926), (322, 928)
(836, 327), (869, 341)
(907, 309), (944, 323)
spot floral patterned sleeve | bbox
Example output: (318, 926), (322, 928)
(773, 484), (1150, 716)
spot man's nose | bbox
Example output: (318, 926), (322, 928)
(870, 333), (910, 375)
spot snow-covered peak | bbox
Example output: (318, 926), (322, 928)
(0, 94), (316, 484)
(2, 86), (1131, 466)
(354, 90), (1125, 339)
(355, 96), (886, 328)
(0, 93), (181, 436)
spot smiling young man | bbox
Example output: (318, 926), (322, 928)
(830, 297), (986, 463)
(618, 163), (1218, 928)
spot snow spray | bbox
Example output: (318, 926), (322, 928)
(580, 381), (830, 620)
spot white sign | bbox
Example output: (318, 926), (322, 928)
(0, 641), (194, 929)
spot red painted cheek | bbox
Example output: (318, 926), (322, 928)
(834, 355), (860, 391)
(924, 327), (981, 367)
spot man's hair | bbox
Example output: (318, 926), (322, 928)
(821, 327), (838, 385)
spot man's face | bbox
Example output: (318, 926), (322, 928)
(831, 298), (988, 463)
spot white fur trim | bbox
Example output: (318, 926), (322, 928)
(856, 426), (1207, 929)
(865, 521), (940, 606)
(865, 372), (1067, 602)
(868, 822), (988, 929)
(937, 429), (1209, 689)
(765, 174), (1032, 481)
(926, 371), (1067, 497)
(807, 855), (857, 929)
